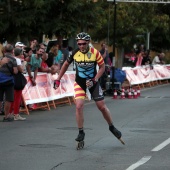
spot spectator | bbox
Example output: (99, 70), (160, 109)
(23, 47), (32, 62)
(30, 38), (38, 54)
(46, 44), (63, 68)
(26, 45), (44, 86)
(61, 44), (69, 67)
(99, 43), (109, 89)
(141, 49), (151, 65)
(0, 44), (18, 122)
(15, 42), (25, 49)
(0, 95), (5, 115)
(0, 57), (9, 115)
(68, 46), (75, 70)
(0, 40), (4, 59)
(40, 43), (47, 52)
(0, 56), (10, 66)
(23, 47), (33, 74)
(15, 42), (25, 63)
(135, 50), (144, 67)
(152, 52), (165, 65)
(100, 43), (109, 65)
(39, 52), (60, 74)
(9, 48), (26, 121)
(46, 45), (57, 67)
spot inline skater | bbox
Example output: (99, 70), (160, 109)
(54, 32), (124, 149)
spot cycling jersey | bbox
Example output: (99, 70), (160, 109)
(67, 47), (104, 92)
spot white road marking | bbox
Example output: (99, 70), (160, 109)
(126, 156), (151, 170)
(152, 137), (170, 151)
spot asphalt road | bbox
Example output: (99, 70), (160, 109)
(0, 84), (170, 170)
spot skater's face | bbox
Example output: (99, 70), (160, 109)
(77, 40), (89, 53)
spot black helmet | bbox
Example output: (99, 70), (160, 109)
(76, 32), (91, 41)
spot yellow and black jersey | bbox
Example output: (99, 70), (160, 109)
(67, 47), (104, 92)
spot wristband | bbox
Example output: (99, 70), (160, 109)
(53, 80), (60, 89)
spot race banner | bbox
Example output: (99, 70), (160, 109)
(23, 71), (75, 105)
(123, 65), (170, 85)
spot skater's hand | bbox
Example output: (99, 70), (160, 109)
(53, 80), (60, 89)
(86, 79), (97, 89)
(30, 77), (36, 86)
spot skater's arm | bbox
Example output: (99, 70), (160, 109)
(95, 63), (105, 81)
(56, 60), (70, 80)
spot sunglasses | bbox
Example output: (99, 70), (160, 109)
(77, 43), (87, 46)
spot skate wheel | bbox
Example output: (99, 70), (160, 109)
(81, 141), (84, 148)
(76, 141), (84, 150)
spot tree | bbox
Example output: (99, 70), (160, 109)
(0, 0), (104, 45)
(91, 2), (170, 50)
(0, 0), (170, 51)
(150, 4), (170, 51)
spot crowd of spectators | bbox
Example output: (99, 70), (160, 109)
(0, 38), (71, 122)
(125, 44), (166, 67)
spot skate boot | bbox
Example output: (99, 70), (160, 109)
(109, 125), (125, 145)
(75, 132), (85, 150)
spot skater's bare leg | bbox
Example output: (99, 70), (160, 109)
(95, 100), (125, 144)
(75, 98), (85, 142)
(75, 98), (84, 128)
(95, 100), (113, 124)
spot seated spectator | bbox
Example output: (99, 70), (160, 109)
(152, 52), (165, 65)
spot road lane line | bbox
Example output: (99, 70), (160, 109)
(152, 137), (170, 152)
(126, 156), (151, 170)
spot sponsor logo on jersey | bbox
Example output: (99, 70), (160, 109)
(87, 52), (92, 59)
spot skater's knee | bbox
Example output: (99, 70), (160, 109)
(98, 105), (107, 112)
(76, 104), (84, 112)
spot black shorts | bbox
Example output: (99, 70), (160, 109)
(0, 84), (14, 102)
(89, 82), (104, 101)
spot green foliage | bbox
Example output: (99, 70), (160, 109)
(0, 0), (170, 50)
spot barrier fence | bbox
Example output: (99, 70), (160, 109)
(21, 65), (170, 114)
(21, 71), (75, 114)
(122, 64), (170, 86)
(23, 71), (75, 105)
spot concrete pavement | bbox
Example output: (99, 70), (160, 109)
(0, 84), (170, 170)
